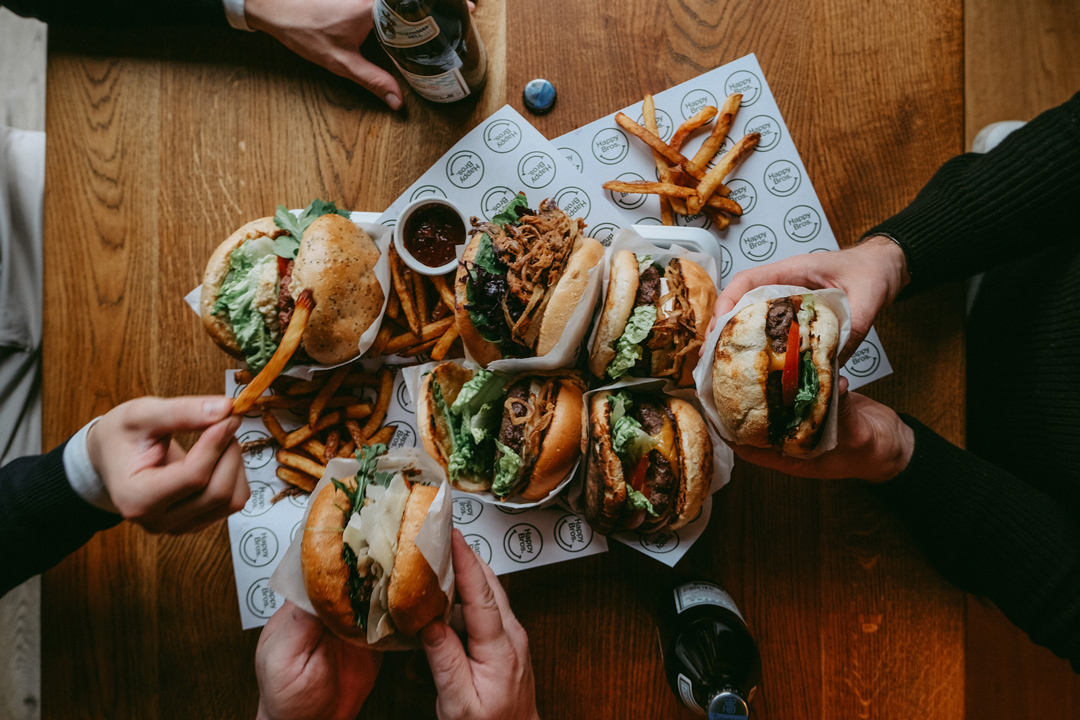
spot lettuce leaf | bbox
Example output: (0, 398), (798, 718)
(625, 484), (658, 517)
(490, 193), (530, 228)
(637, 254), (653, 274)
(212, 237), (279, 372)
(491, 440), (523, 498)
(451, 369), (503, 416)
(432, 374), (500, 482)
(272, 199), (351, 259)
(608, 392), (657, 462)
(788, 351), (820, 429)
(607, 305), (657, 380)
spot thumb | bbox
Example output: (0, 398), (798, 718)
(421, 621), (477, 702)
(336, 50), (403, 110)
(120, 396), (232, 436)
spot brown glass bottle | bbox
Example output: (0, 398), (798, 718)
(373, 0), (488, 103)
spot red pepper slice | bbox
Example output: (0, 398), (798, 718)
(629, 456), (649, 492)
(781, 320), (800, 406)
(277, 256), (290, 278)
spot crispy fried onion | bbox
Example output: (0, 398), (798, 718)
(646, 259), (702, 376)
(505, 378), (560, 469)
(487, 200), (584, 347)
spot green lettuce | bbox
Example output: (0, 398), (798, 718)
(625, 484), (658, 516)
(788, 351), (820, 429)
(451, 369), (503, 415)
(212, 236), (279, 372)
(432, 374), (501, 482)
(490, 193), (529, 227)
(272, 199), (350, 259)
(491, 440), (523, 498)
(608, 392), (657, 462)
(607, 305), (657, 380)
(637, 254), (653, 274)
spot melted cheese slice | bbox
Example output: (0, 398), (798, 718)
(765, 343), (786, 372)
(655, 413), (677, 464)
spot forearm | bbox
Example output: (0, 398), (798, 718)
(872, 416), (1080, 668)
(0, 441), (121, 597)
(3, 0), (228, 26)
(866, 91), (1080, 297)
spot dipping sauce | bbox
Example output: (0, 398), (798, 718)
(403, 203), (465, 268)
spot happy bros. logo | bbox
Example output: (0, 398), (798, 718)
(726, 179), (757, 215)
(445, 151), (484, 189)
(410, 184), (447, 201)
(246, 578), (281, 619)
(635, 107), (675, 141)
(590, 222), (619, 246)
(482, 186), (518, 220)
(783, 205), (821, 242)
(591, 127), (629, 165)
(639, 530), (680, 554)
(706, 136), (735, 170)
(744, 115), (780, 151)
(608, 172), (648, 210)
(452, 496), (484, 524)
(559, 146), (584, 174)
(739, 224), (778, 262)
(241, 481), (274, 517)
(725, 70), (763, 106)
(763, 160), (801, 197)
(635, 217), (663, 226)
(503, 523), (543, 563)
(483, 119), (522, 153)
(238, 430), (273, 470)
(239, 527), (279, 568)
(680, 88), (718, 120)
(516, 151), (556, 189)
(464, 534), (493, 564)
(388, 421), (416, 450)
(554, 514), (594, 552)
(720, 245), (733, 279)
(554, 187), (591, 220)
(674, 211), (711, 230)
(846, 340), (882, 377)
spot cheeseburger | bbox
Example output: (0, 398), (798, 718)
(712, 293), (838, 456)
(589, 251), (716, 386)
(301, 444), (448, 643)
(418, 362), (584, 501)
(455, 193), (604, 365)
(585, 390), (711, 535)
(201, 200), (382, 370)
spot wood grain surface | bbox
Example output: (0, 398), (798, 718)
(40, 0), (965, 718)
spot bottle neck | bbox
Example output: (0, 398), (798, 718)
(707, 690), (749, 720)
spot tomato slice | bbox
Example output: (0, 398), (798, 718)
(629, 456), (649, 492)
(781, 320), (800, 406)
(277, 256), (290, 278)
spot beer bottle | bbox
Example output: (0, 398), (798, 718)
(657, 579), (761, 718)
(372, 0), (488, 104)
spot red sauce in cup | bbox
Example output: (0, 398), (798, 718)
(404, 203), (464, 268)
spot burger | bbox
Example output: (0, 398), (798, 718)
(589, 251), (717, 386)
(418, 362), (584, 501)
(711, 293), (838, 456)
(201, 200), (383, 371)
(301, 444), (448, 643)
(585, 390), (711, 535)
(455, 193), (604, 365)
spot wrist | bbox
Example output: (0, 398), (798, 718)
(859, 234), (910, 304)
(864, 412), (915, 484)
(255, 701), (272, 720)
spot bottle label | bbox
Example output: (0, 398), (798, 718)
(396, 62), (470, 103)
(677, 673), (703, 713)
(373, 4), (440, 48)
(674, 582), (745, 623)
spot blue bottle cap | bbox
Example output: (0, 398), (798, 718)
(708, 691), (749, 720)
(523, 78), (556, 115)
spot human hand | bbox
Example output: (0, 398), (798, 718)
(255, 601), (382, 720)
(86, 396), (249, 533)
(421, 530), (540, 720)
(714, 236), (910, 365)
(728, 377), (914, 483)
(245, 0), (404, 109)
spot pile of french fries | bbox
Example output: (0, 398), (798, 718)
(602, 93), (760, 229)
(368, 246), (464, 360)
(236, 364), (398, 500)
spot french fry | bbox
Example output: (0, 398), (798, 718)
(669, 105), (718, 151)
(642, 94), (683, 223)
(240, 436), (275, 453)
(383, 316), (455, 355)
(431, 301), (450, 321)
(702, 207), (731, 231)
(366, 424), (397, 447)
(430, 323), (460, 361)
(336, 438), (356, 459)
(360, 367), (394, 438)
(309, 365), (350, 427)
(283, 411), (342, 449)
(324, 429), (340, 462)
(399, 339), (438, 357)
(705, 194), (744, 216)
(276, 450), (326, 482)
(430, 274), (456, 310)
(659, 196), (674, 226)
(301, 438), (327, 459)
(615, 113), (706, 178)
(252, 395), (311, 410)
(602, 180), (699, 197)
(233, 370), (255, 386)
(688, 132), (760, 214)
(233, 290), (314, 415)
(285, 378), (324, 396)
(345, 402), (375, 419)
(345, 419), (365, 447)
(412, 268), (429, 325)
(389, 246), (422, 336)
(261, 411), (289, 446)
(370, 323), (394, 357)
(690, 93), (742, 172)
(386, 292), (401, 320)
(276, 466), (317, 493)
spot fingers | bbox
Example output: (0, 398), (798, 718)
(421, 621), (477, 710)
(450, 528), (514, 664)
(159, 437), (247, 531)
(121, 396), (233, 436)
(143, 416), (243, 505)
(469, 533), (528, 648)
(335, 51), (403, 110)
(838, 325), (870, 367)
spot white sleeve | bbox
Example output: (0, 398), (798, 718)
(62, 418), (120, 515)
(222, 0), (254, 32)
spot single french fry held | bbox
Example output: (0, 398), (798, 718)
(233, 290), (314, 415)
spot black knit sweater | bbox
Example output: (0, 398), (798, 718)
(867, 91), (1080, 667)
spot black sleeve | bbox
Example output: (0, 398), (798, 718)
(872, 416), (1080, 669)
(866, 91), (1080, 297)
(2, 0), (227, 25)
(0, 442), (122, 597)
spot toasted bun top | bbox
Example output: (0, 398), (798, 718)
(674, 258), (718, 387)
(417, 362), (492, 493)
(388, 483), (446, 637)
(520, 379), (585, 501)
(536, 237), (605, 357)
(666, 398), (712, 530)
(454, 234), (503, 367)
(200, 217), (282, 359)
(301, 481), (365, 640)
(584, 391), (627, 535)
(291, 214), (382, 365)
(589, 250), (640, 378)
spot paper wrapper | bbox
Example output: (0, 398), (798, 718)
(269, 449), (454, 651)
(565, 377), (734, 566)
(400, 360), (584, 509)
(183, 212), (391, 380)
(585, 228), (717, 381)
(693, 285), (851, 458)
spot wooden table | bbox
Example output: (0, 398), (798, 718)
(41, 0), (966, 717)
